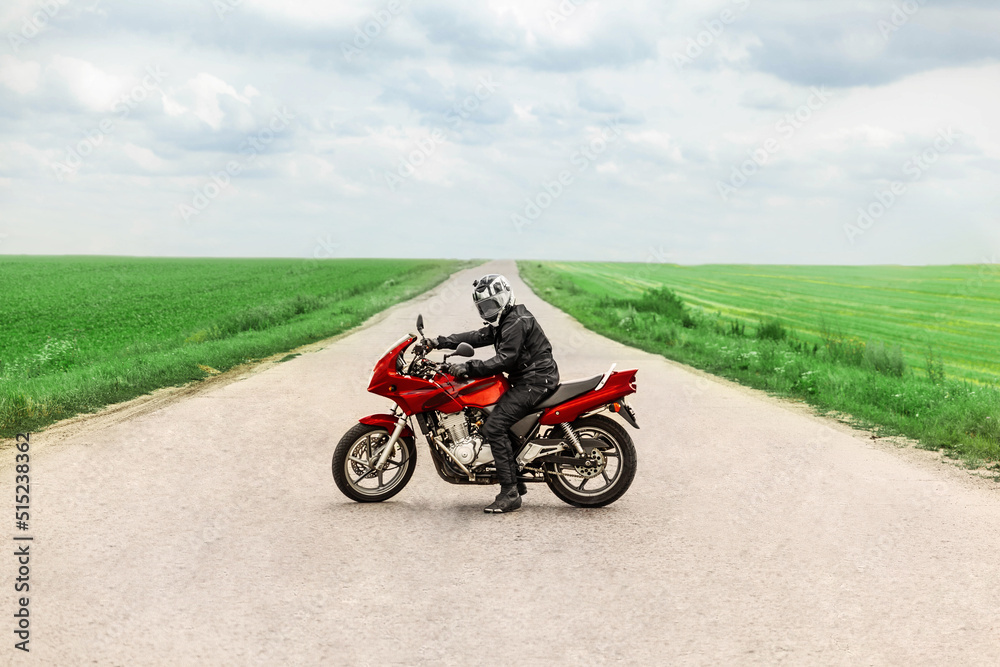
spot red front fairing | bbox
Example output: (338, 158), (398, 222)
(367, 336), (450, 414)
(367, 336), (510, 415)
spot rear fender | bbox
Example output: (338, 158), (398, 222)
(359, 414), (414, 438)
(538, 369), (638, 426)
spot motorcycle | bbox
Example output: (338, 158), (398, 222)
(332, 314), (640, 507)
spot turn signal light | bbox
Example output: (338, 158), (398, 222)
(610, 402), (621, 412)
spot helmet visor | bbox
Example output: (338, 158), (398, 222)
(475, 295), (504, 322)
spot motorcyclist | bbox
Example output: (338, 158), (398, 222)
(417, 274), (559, 513)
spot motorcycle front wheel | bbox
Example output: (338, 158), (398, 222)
(332, 423), (417, 502)
(544, 414), (637, 508)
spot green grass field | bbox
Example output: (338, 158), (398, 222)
(0, 257), (467, 437)
(520, 261), (1000, 465)
(530, 262), (1000, 384)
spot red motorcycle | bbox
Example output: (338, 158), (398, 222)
(332, 315), (639, 507)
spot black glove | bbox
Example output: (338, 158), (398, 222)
(445, 362), (469, 379)
(414, 338), (437, 356)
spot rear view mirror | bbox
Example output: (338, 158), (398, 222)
(454, 342), (474, 358)
(416, 314), (424, 335)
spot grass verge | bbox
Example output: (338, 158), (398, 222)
(1, 257), (471, 437)
(519, 261), (1000, 466)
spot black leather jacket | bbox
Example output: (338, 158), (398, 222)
(436, 304), (560, 389)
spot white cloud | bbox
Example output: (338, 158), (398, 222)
(160, 93), (188, 117)
(123, 143), (166, 172)
(0, 55), (40, 94)
(0, 140), (53, 176)
(626, 129), (682, 162)
(185, 73), (253, 130)
(0, 0), (41, 33)
(49, 56), (125, 112)
(811, 126), (903, 153)
(241, 0), (371, 26)
(0, 0), (997, 263)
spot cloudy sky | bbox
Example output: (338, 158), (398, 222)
(1, 0), (998, 264)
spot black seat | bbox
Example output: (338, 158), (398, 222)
(536, 374), (604, 409)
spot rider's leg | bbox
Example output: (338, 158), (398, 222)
(481, 385), (537, 512)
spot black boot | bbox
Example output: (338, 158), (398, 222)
(484, 484), (522, 514)
(512, 462), (526, 496)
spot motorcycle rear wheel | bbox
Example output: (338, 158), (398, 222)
(333, 423), (417, 503)
(544, 414), (637, 508)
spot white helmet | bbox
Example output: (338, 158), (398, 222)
(472, 274), (514, 325)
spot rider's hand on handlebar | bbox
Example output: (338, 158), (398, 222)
(414, 338), (437, 356)
(445, 362), (469, 379)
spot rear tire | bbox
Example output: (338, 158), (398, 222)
(545, 415), (637, 508)
(333, 423), (417, 503)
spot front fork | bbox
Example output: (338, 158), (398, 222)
(374, 411), (408, 470)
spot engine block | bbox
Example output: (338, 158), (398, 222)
(436, 411), (494, 468)
(437, 411), (469, 444)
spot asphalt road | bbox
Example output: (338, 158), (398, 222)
(4, 260), (1000, 665)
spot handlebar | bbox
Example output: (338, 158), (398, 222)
(406, 339), (445, 378)
(407, 335), (468, 379)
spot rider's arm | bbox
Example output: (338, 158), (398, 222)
(435, 326), (494, 350)
(464, 313), (526, 377)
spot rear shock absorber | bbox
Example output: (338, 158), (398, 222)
(561, 423), (586, 455)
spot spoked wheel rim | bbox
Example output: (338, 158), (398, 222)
(551, 423), (624, 498)
(343, 430), (412, 498)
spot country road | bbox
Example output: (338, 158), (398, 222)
(3, 260), (1000, 665)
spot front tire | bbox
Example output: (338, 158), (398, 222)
(545, 415), (637, 508)
(333, 423), (417, 503)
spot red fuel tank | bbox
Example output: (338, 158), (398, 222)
(447, 374), (509, 410)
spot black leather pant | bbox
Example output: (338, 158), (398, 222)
(482, 384), (550, 486)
